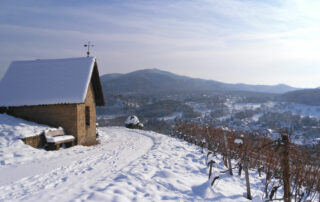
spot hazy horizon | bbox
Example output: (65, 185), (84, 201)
(100, 67), (307, 89)
(1, 0), (320, 88)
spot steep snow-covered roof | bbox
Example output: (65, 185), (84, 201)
(0, 57), (104, 107)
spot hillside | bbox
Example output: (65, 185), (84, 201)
(281, 89), (320, 106)
(0, 115), (266, 201)
(136, 100), (200, 119)
(100, 69), (297, 94)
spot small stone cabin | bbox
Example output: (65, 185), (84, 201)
(0, 57), (105, 146)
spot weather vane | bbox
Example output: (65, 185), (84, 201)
(84, 41), (94, 57)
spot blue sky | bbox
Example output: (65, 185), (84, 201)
(0, 0), (320, 88)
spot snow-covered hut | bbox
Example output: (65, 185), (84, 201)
(0, 57), (105, 146)
(125, 115), (144, 129)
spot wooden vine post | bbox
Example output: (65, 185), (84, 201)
(241, 135), (252, 200)
(223, 129), (233, 175)
(280, 131), (291, 202)
(208, 160), (215, 180)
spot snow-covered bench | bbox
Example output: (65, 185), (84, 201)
(44, 129), (75, 150)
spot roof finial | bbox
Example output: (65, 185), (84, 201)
(84, 41), (94, 57)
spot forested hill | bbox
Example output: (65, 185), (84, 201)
(100, 69), (297, 94)
(280, 89), (320, 106)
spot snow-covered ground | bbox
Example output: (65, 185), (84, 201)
(0, 114), (56, 165)
(0, 115), (268, 201)
(224, 100), (274, 112)
(158, 112), (183, 121)
(273, 102), (320, 118)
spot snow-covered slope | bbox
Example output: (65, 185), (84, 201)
(0, 114), (57, 165)
(0, 122), (266, 201)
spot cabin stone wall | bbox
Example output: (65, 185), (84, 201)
(7, 104), (79, 141)
(76, 83), (97, 146)
(21, 134), (47, 148)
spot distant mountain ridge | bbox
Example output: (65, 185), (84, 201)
(100, 68), (298, 94)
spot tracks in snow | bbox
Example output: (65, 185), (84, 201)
(0, 128), (153, 201)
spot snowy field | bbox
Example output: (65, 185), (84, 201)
(0, 115), (268, 201)
(273, 102), (320, 118)
(158, 112), (183, 121)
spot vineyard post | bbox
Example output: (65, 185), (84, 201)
(241, 135), (252, 200)
(223, 130), (233, 175)
(208, 160), (214, 179)
(280, 131), (291, 202)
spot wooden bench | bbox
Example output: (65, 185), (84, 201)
(44, 129), (75, 151)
